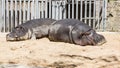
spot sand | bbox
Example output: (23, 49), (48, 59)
(0, 32), (120, 68)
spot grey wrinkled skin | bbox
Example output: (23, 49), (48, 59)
(0, 64), (44, 68)
(48, 19), (106, 46)
(6, 18), (56, 41)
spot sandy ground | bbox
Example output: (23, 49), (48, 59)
(0, 32), (120, 68)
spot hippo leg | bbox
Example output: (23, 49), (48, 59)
(30, 33), (36, 40)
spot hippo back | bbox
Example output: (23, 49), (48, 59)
(48, 19), (91, 43)
(21, 18), (56, 29)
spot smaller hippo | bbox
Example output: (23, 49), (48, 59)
(6, 18), (56, 41)
(48, 19), (106, 46)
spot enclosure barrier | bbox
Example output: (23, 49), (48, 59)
(0, 0), (107, 32)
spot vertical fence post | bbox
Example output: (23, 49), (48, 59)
(89, 0), (91, 26)
(27, 0), (30, 20)
(23, 0), (26, 23)
(10, 0), (14, 31)
(2, 0), (5, 32)
(31, 0), (35, 19)
(80, 0), (83, 21)
(59, 1), (62, 19)
(41, 0), (44, 18)
(84, 0), (87, 23)
(63, 1), (66, 19)
(93, 0), (96, 29)
(6, 0), (9, 32)
(72, 0), (74, 19)
(103, 0), (107, 31)
(97, 0), (101, 30)
(49, 0), (52, 18)
(68, 0), (71, 18)
(15, 0), (18, 27)
(19, 0), (22, 24)
(76, 0), (78, 19)
(45, 0), (48, 18)
(56, 1), (59, 20)
(0, 0), (3, 32)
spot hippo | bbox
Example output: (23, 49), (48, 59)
(48, 19), (106, 46)
(6, 18), (56, 41)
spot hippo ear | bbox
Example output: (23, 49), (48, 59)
(15, 26), (21, 30)
(15, 26), (24, 31)
(19, 26), (28, 32)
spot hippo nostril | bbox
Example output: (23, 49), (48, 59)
(6, 34), (10, 37)
(15, 35), (18, 38)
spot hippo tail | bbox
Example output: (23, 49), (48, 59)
(93, 33), (106, 45)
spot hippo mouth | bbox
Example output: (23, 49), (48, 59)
(6, 33), (30, 41)
(6, 35), (26, 41)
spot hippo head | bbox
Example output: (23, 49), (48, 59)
(92, 33), (106, 45)
(6, 26), (31, 41)
(79, 30), (106, 46)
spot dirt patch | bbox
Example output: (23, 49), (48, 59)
(0, 32), (120, 68)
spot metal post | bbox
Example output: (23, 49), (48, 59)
(6, 0), (9, 32)
(41, 0), (44, 18)
(23, 0), (26, 22)
(89, 0), (92, 26)
(31, 0), (35, 19)
(68, 0), (71, 18)
(0, 0), (2, 32)
(15, 0), (18, 27)
(1, 0), (5, 32)
(84, 0), (87, 23)
(76, 0), (78, 19)
(103, 0), (107, 31)
(93, 0), (96, 29)
(10, 0), (13, 31)
(27, 0), (30, 20)
(45, 0), (48, 18)
(19, 0), (22, 24)
(49, 0), (52, 18)
(80, 0), (83, 21)
(72, 0), (74, 19)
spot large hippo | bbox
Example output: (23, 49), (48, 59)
(6, 18), (56, 41)
(48, 19), (106, 46)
